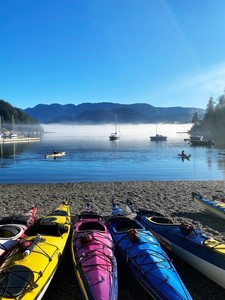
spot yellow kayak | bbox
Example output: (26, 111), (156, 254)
(0, 201), (71, 300)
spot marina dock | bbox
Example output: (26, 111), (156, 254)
(0, 137), (40, 144)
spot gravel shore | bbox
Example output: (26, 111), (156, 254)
(1, 180), (225, 299)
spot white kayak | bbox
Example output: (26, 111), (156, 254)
(45, 151), (66, 159)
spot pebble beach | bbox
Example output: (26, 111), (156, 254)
(1, 180), (225, 299)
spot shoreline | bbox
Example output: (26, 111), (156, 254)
(1, 180), (225, 299)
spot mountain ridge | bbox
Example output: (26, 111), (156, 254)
(23, 102), (205, 124)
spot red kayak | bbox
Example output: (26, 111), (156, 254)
(0, 207), (37, 263)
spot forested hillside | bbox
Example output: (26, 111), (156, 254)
(0, 99), (43, 133)
(190, 90), (225, 145)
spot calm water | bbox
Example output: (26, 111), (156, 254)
(0, 123), (225, 184)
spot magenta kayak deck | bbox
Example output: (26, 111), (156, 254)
(71, 212), (118, 300)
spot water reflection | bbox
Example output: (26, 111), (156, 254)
(0, 142), (39, 159)
(1, 123), (225, 183)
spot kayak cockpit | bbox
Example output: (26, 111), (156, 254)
(78, 222), (105, 232)
(0, 265), (35, 298)
(115, 219), (143, 232)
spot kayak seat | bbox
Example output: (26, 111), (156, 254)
(0, 225), (21, 238)
(79, 222), (105, 232)
(25, 219), (68, 237)
(0, 265), (33, 297)
(115, 219), (142, 232)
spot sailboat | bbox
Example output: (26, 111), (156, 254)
(150, 124), (167, 141)
(109, 114), (120, 141)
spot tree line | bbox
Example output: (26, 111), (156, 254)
(0, 99), (43, 134)
(190, 90), (225, 145)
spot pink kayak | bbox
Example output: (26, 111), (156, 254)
(0, 207), (37, 263)
(71, 205), (118, 300)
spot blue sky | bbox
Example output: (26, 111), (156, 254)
(1, 0), (225, 109)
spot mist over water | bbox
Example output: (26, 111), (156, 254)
(42, 123), (192, 140)
(1, 123), (225, 183)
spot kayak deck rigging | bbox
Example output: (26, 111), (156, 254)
(0, 236), (62, 297)
(0, 204), (70, 300)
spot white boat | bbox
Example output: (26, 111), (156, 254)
(109, 114), (120, 141)
(45, 151), (66, 159)
(150, 124), (167, 141)
(189, 135), (203, 141)
(189, 135), (214, 146)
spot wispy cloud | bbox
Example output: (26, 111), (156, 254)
(174, 63), (225, 97)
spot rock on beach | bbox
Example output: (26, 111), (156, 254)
(1, 180), (225, 299)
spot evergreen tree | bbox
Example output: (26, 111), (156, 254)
(206, 96), (215, 114)
(192, 111), (199, 124)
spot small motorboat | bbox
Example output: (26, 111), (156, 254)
(71, 203), (118, 300)
(126, 199), (225, 289)
(45, 151), (66, 159)
(108, 202), (192, 300)
(150, 134), (167, 141)
(189, 135), (214, 147)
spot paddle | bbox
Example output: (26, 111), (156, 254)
(23, 234), (45, 257)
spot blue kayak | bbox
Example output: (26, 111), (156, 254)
(108, 203), (192, 300)
(192, 192), (225, 220)
(126, 199), (225, 289)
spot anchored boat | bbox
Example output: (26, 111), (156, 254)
(109, 114), (120, 141)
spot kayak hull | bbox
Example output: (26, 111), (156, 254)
(108, 213), (192, 300)
(134, 207), (225, 289)
(193, 192), (225, 220)
(0, 202), (71, 300)
(72, 212), (118, 300)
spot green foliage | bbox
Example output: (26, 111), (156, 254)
(190, 91), (225, 145)
(191, 111), (200, 124)
(0, 99), (43, 133)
